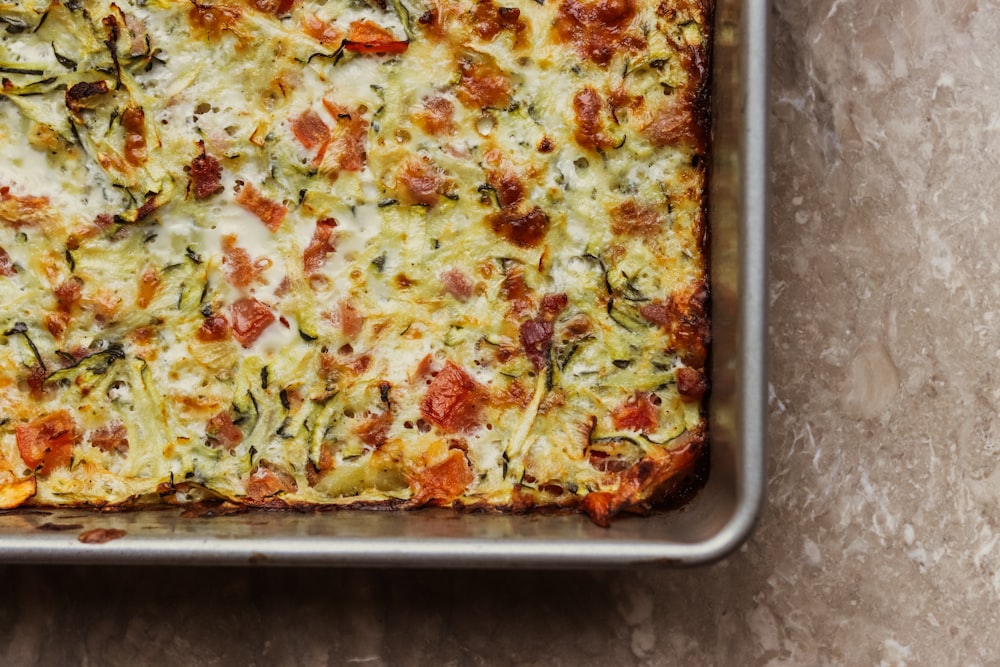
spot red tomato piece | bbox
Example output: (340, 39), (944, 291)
(16, 410), (78, 474)
(419, 361), (483, 433)
(228, 297), (275, 348)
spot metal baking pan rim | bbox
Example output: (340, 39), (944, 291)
(0, 0), (768, 568)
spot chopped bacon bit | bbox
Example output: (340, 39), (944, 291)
(0, 247), (15, 277)
(16, 410), (78, 474)
(639, 283), (709, 366)
(555, 0), (644, 66)
(290, 109), (330, 151)
(228, 297), (275, 347)
(54, 277), (83, 312)
(319, 100), (369, 172)
(344, 20), (409, 54)
(121, 106), (147, 166)
(638, 301), (670, 327)
(676, 366), (708, 400)
(197, 315), (231, 342)
(248, 0), (298, 15)
(413, 96), (455, 136)
(440, 268), (473, 301)
(471, 0), (523, 40)
(456, 59), (512, 109)
(189, 146), (224, 200)
(540, 293), (568, 319)
(499, 268), (534, 318)
(610, 200), (662, 236)
(420, 361), (483, 433)
(91, 422), (129, 455)
(489, 206), (549, 248)
(0, 186), (50, 227)
(207, 411), (243, 451)
(44, 312), (70, 339)
(303, 218), (337, 277)
(611, 392), (659, 434)
(519, 318), (554, 370)
(395, 157), (445, 207)
(246, 461), (298, 501)
(188, 3), (242, 39)
(26, 366), (47, 395)
(412, 449), (474, 502)
(65, 80), (110, 112)
(354, 410), (393, 447)
(235, 183), (286, 231)
(302, 14), (343, 45)
(573, 87), (614, 151)
(136, 266), (160, 308)
(221, 235), (261, 288)
(77, 527), (127, 543)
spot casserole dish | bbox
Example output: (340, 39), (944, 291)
(0, 0), (767, 567)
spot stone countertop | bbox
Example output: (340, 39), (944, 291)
(1, 1), (993, 664)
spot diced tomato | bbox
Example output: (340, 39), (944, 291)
(420, 361), (483, 433)
(235, 183), (286, 231)
(345, 20), (409, 54)
(290, 109), (330, 151)
(353, 409), (393, 447)
(610, 392), (659, 434)
(196, 314), (231, 342)
(228, 297), (275, 347)
(412, 449), (473, 502)
(206, 411), (243, 451)
(326, 299), (363, 338)
(16, 410), (78, 474)
(246, 461), (298, 501)
(221, 235), (261, 288)
(303, 218), (337, 277)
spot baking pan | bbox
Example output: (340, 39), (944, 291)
(0, 0), (768, 567)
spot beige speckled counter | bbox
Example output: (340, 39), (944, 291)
(1, 0), (994, 664)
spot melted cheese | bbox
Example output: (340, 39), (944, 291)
(0, 0), (711, 522)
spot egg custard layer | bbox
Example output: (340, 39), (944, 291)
(0, 0), (710, 525)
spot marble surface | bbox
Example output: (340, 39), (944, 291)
(1, 0), (996, 664)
